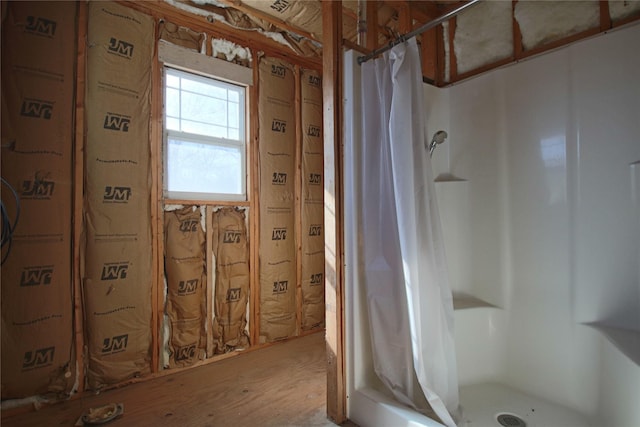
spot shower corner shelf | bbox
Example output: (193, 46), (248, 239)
(452, 292), (496, 310)
(583, 321), (640, 366)
(434, 173), (467, 183)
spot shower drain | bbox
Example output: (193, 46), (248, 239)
(496, 413), (527, 427)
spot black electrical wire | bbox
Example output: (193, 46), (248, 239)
(1, 177), (21, 265)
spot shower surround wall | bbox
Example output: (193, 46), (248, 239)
(430, 23), (640, 425)
(346, 22), (640, 427)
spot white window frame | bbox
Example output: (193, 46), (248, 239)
(163, 66), (248, 202)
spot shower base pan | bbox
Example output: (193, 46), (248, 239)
(349, 383), (590, 427)
(459, 383), (591, 427)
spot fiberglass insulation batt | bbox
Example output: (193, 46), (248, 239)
(1, 1), (77, 399)
(300, 69), (325, 331)
(258, 57), (297, 342)
(84, 2), (154, 389)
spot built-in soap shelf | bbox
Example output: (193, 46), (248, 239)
(583, 322), (640, 366)
(434, 173), (467, 183)
(452, 292), (496, 310)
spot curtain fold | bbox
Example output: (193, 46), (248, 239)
(360, 38), (459, 427)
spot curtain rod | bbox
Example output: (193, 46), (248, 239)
(357, 0), (483, 65)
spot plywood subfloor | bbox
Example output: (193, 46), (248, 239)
(3, 332), (356, 427)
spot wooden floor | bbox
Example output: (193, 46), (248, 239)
(3, 332), (356, 427)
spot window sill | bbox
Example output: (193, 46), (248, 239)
(164, 199), (250, 206)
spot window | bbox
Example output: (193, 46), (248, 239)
(164, 67), (246, 201)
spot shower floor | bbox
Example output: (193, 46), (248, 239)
(459, 383), (591, 427)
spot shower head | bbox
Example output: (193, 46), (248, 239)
(429, 130), (448, 157)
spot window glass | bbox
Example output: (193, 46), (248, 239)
(164, 68), (246, 200)
(166, 137), (242, 195)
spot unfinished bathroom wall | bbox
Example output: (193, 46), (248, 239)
(0, 1), (77, 399)
(164, 206), (207, 367)
(258, 57), (297, 342)
(609, 0), (640, 23)
(514, 1), (600, 51)
(454, 1), (512, 75)
(0, 0), (330, 402)
(83, 2), (154, 389)
(211, 207), (250, 353)
(447, 1), (640, 83)
(300, 69), (325, 331)
(159, 21), (204, 52)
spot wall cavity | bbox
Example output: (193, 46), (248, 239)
(454, 1), (512, 75)
(83, 2), (154, 390)
(1, 1), (77, 399)
(514, 1), (600, 51)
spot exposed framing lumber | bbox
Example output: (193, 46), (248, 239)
(73, 0), (87, 394)
(398, 1), (412, 34)
(250, 50), (261, 346)
(420, 28), (438, 83)
(512, 0), (523, 60)
(519, 26), (604, 63)
(409, 1), (440, 23)
(150, 19), (163, 374)
(321, 0), (346, 424)
(436, 23), (445, 86)
(164, 199), (250, 206)
(205, 206), (214, 357)
(295, 65), (303, 336)
(343, 38), (371, 55)
(611, 9), (640, 27)
(440, 1), (471, 15)
(119, 1), (322, 71)
(365, 0), (378, 50)
(158, 40), (254, 86)
(441, 1), (640, 87)
(454, 56), (515, 83)
(205, 32), (213, 56)
(448, 25), (613, 85)
(599, 0), (612, 31)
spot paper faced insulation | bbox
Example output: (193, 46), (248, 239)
(258, 57), (297, 342)
(300, 69), (325, 331)
(211, 207), (250, 353)
(83, 2), (154, 389)
(164, 207), (207, 367)
(0, 1), (77, 399)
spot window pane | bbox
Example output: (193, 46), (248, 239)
(165, 87), (180, 118)
(167, 137), (242, 195)
(228, 90), (240, 103)
(166, 73), (180, 89)
(181, 77), (227, 99)
(164, 67), (246, 200)
(166, 117), (180, 131)
(181, 92), (227, 128)
(181, 120), (227, 139)
(228, 102), (239, 129)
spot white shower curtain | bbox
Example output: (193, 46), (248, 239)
(360, 39), (459, 427)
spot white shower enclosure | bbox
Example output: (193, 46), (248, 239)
(356, 38), (459, 427)
(345, 22), (640, 427)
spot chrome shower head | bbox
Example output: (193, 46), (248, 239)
(429, 130), (448, 157)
